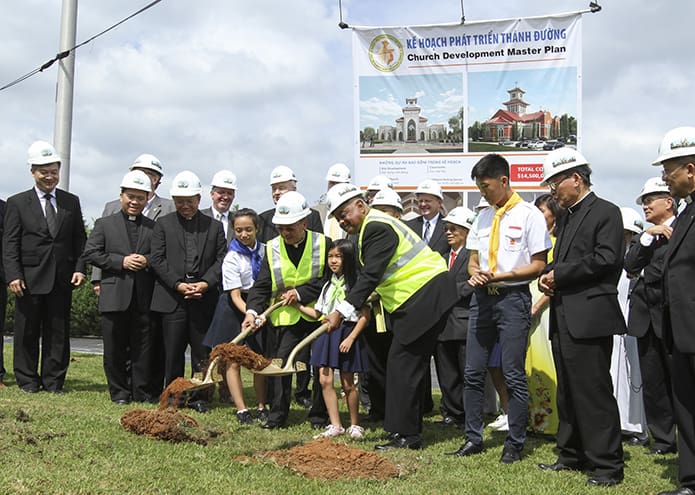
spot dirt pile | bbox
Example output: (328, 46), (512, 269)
(257, 438), (400, 480)
(120, 408), (211, 444)
(210, 342), (271, 374)
(158, 377), (197, 410)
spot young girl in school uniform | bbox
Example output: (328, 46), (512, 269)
(203, 208), (267, 425)
(296, 239), (370, 439)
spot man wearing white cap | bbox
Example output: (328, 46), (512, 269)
(653, 127), (695, 495)
(82, 171), (156, 405)
(3, 141), (87, 394)
(202, 170), (237, 242)
(537, 148), (625, 487)
(323, 163), (352, 240)
(242, 191), (330, 429)
(434, 206), (476, 429)
(371, 188), (403, 218)
(257, 165), (323, 244)
(149, 171), (227, 413)
(323, 183), (458, 450)
(406, 179), (449, 258)
(624, 177), (677, 457)
(365, 175), (394, 205)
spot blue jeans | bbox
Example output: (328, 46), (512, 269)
(464, 286), (531, 451)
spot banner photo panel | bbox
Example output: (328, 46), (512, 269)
(353, 13), (582, 196)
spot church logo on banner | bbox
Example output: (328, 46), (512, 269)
(368, 34), (404, 72)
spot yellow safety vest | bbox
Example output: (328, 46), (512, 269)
(358, 209), (447, 313)
(266, 230), (326, 326)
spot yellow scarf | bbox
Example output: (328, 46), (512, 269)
(488, 191), (523, 273)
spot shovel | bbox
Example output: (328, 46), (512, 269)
(251, 322), (329, 377)
(184, 301), (284, 392)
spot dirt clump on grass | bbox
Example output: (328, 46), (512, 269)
(120, 408), (211, 445)
(210, 342), (272, 374)
(256, 438), (400, 480)
(158, 377), (197, 410)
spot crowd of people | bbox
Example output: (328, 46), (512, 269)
(1, 126), (695, 494)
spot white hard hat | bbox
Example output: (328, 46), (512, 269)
(415, 179), (443, 200)
(367, 175), (393, 191)
(620, 207), (644, 235)
(476, 196), (490, 210)
(652, 126), (695, 165)
(326, 183), (364, 217)
(130, 153), (164, 176)
(210, 170), (237, 190)
(541, 148), (590, 186)
(325, 163), (351, 183)
(371, 188), (402, 211)
(120, 170), (152, 193)
(443, 206), (476, 230)
(269, 165), (296, 185)
(27, 140), (60, 166)
(635, 177), (670, 205)
(170, 170), (202, 197)
(271, 191), (311, 225)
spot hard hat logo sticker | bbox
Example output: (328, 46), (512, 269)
(671, 138), (695, 150)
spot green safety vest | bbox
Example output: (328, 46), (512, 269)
(266, 230), (326, 326)
(358, 209), (447, 313)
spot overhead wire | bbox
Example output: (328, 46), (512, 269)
(0, 0), (164, 93)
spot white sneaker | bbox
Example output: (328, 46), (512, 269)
(313, 424), (345, 439)
(347, 424), (364, 439)
(488, 413), (509, 431)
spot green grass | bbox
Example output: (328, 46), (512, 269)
(0, 347), (680, 494)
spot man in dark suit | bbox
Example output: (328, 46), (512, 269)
(434, 206), (476, 428)
(201, 170), (237, 243)
(538, 148), (625, 487)
(324, 183), (458, 450)
(256, 165), (323, 409)
(624, 177), (677, 455)
(406, 179), (449, 258)
(3, 141), (87, 394)
(149, 170), (226, 413)
(82, 171), (156, 404)
(654, 127), (695, 495)
(0, 198), (6, 388)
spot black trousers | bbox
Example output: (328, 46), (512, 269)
(636, 326), (676, 450)
(434, 338), (467, 423)
(362, 325), (393, 419)
(101, 305), (152, 402)
(14, 287), (72, 392)
(0, 283), (6, 380)
(147, 314), (165, 398)
(672, 349), (695, 489)
(551, 306), (624, 478)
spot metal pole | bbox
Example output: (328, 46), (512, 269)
(54, 0), (78, 191)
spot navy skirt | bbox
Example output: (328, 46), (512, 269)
(203, 291), (265, 355)
(309, 321), (368, 372)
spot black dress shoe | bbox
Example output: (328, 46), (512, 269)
(295, 397), (313, 409)
(538, 461), (582, 472)
(20, 386), (40, 394)
(446, 441), (484, 457)
(50, 389), (66, 395)
(260, 421), (285, 430)
(648, 446), (678, 455)
(311, 421), (328, 430)
(586, 476), (623, 487)
(113, 399), (131, 406)
(374, 433), (421, 450)
(657, 488), (695, 495)
(188, 400), (210, 413)
(434, 416), (458, 427)
(624, 433), (649, 446)
(500, 447), (521, 464)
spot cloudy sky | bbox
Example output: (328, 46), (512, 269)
(0, 0), (692, 223)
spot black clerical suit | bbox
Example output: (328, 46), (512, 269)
(544, 192), (625, 479)
(245, 232), (330, 426)
(624, 227), (677, 453)
(0, 199), (6, 383)
(663, 193), (695, 490)
(149, 211), (226, 386)
(434, 247), (473, 426)
(3, 188), (87, 392)
(83, 211), (155, 403)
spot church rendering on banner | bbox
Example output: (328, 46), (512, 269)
(483, 84), (561, 141)
(377, 97), (446, 143)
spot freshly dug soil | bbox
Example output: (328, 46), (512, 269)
(257, 438), (400, 480)
(120, 409), (210, 445)
(158, 377), (197, 410)
(210, 342), (272, 374)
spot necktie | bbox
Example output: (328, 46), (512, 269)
(44, 193), (57, 237)
(449, 250), (457, 270)
(423, 220), (431, 243)
(488, 191), (523, 273)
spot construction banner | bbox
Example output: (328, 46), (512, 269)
(352, 12), (582, 191)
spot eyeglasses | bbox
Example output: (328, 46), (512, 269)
(548, 174), (571, 192)
(661, 163), (688, 179)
